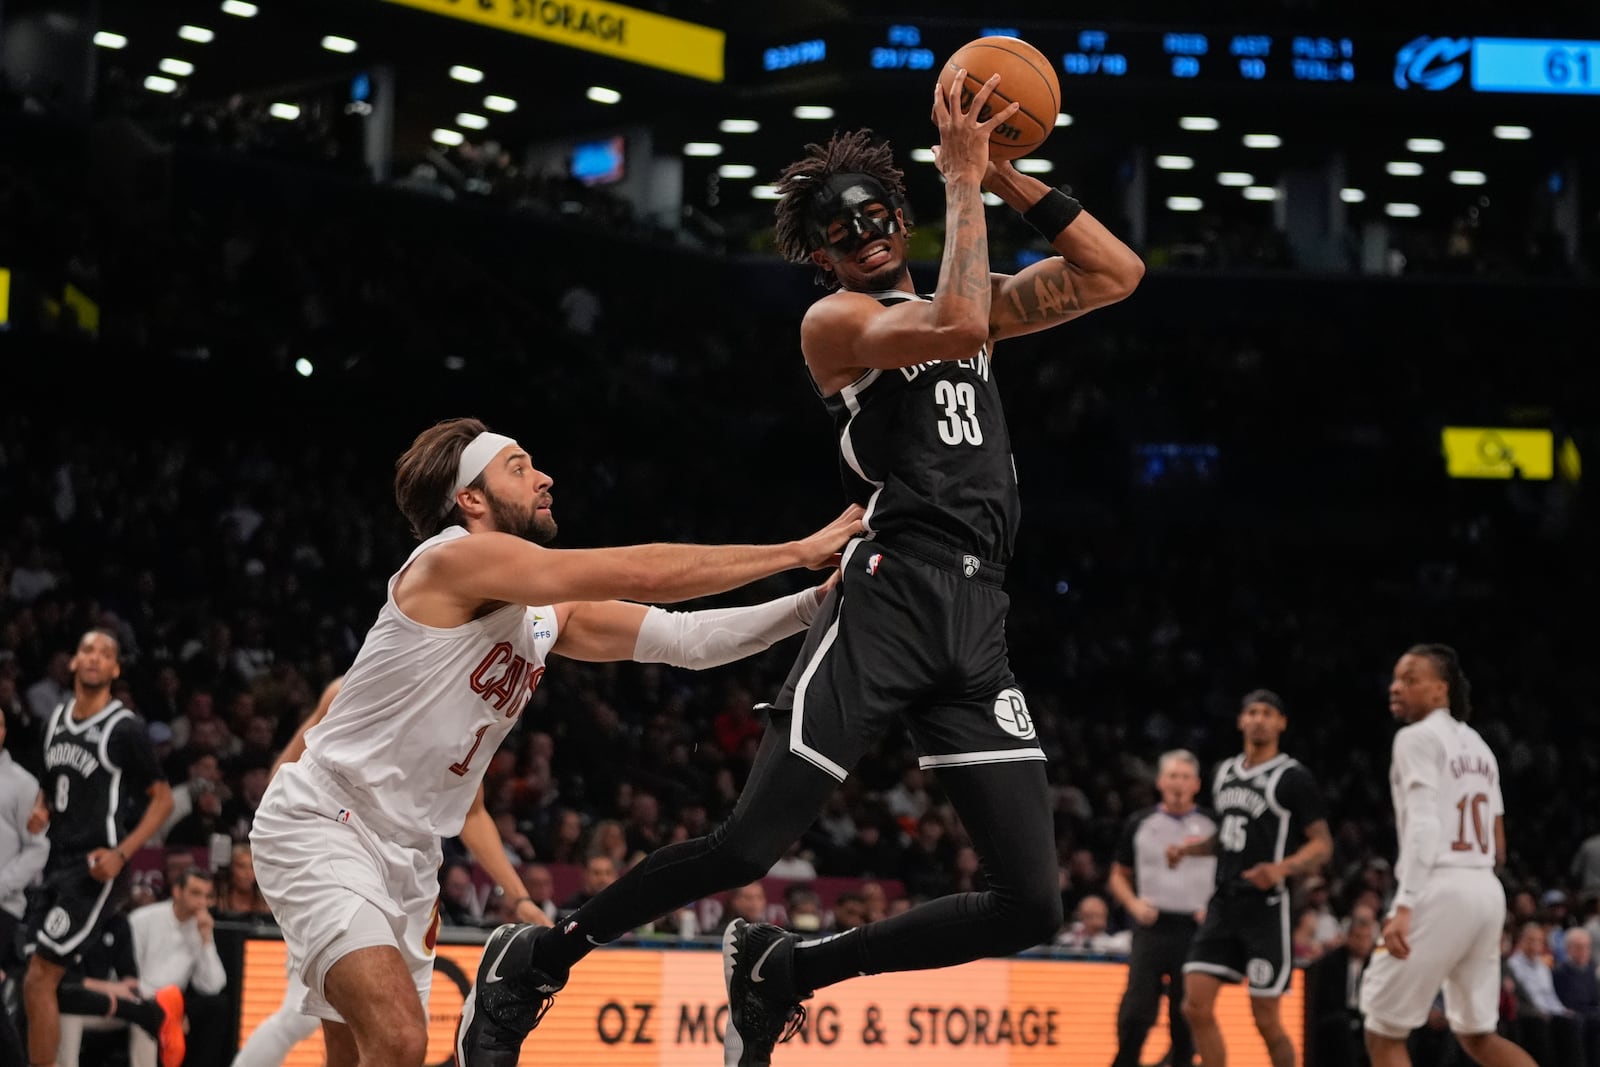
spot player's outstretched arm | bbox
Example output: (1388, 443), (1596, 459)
(417, 506), (863, 610)
(460, 786), (551, 928)
(982, 160), (1145, 342)
(552, 572), (836, 666)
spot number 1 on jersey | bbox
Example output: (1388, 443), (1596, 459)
(449, 724), (490, 777)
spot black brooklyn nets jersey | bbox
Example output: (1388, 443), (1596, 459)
(1209, 753), (1326, 894)
(40, 699), (163, 855)
(816, 290), (1021, 564)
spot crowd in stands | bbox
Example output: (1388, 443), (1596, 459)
(1, 89), (1597, 1063)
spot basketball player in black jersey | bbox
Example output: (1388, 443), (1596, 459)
(456, 72), (1144, 1067)
(1166, 690), (1332, 1067)
(21, 629), (171, 1067)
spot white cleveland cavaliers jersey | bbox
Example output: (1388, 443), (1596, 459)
(1390, 709), (1504, 875)
(303, 527), (557, 838)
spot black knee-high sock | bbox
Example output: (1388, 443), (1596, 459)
(792, 760), (1061, 994)
(55, 983), (164, 1037)
(522, 721), (840, 976)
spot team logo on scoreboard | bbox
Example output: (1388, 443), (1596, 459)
(1393, 36), (1470, 90)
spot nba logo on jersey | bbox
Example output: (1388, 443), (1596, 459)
(337, 809), (352, 823)
(962, 554), (980, 578)
(867, 553), (883, 575)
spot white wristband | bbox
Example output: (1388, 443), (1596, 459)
(633, 590), (818, 670)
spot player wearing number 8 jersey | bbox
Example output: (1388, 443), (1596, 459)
(454, 78), (1143, 1067)
(248, 416), (863, 1067)
(1168, 689), (1332, 1067)
(1359, 645), (1535, 1067)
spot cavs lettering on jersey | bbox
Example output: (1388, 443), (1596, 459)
(41, 699), (161, 855)
(303, 526), (558, 838)
(1390, 709), (1505, 907)
(1209, 754), (1326, 895)
(819, 291), (1020, 563)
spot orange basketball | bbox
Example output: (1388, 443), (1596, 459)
(936, 36), (1060, 161)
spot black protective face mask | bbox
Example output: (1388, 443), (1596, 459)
(807, 173), (901, 259)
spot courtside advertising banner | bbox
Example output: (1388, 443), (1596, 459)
(239, 939), (1302, 1067)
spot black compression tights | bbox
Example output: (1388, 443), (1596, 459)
(541, 716), (1062, 992)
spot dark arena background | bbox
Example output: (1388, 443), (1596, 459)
(1, 0), (1597, 1064)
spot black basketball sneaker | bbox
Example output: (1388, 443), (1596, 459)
(722, 918), (809, 1067)
(454, 923), (567, 1067)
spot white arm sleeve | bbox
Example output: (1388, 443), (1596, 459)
(633, 590), (822, 670)
(1392, 728), (1444, 909)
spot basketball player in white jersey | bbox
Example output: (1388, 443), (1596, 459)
(249, 417), (863, 1067)
(1359, 644), (1535, 1067)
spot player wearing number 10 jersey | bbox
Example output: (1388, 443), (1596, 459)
(1169, 689), (1332, 1067)
(1359, 646), (1535, 1067)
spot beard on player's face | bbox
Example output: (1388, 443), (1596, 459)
(487, 487), (557, 545)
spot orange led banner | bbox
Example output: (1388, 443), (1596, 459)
(240, 938), (1302, 1067)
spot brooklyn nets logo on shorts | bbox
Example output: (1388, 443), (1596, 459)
(1247, 958), (1275, 987)
(44, 906), (71, 940)
(993, 688), (1036, 739)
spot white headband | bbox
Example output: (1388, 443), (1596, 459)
(444, 431), (518, 515)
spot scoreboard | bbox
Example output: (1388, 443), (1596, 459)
(738, 20), (1600, 97)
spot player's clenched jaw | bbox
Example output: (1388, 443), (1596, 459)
(807, 173), (909, 292)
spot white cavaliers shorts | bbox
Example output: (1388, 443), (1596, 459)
(1359, 868), (1506, 1037)
(251, 756), (443, 1023)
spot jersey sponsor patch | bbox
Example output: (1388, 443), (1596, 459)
(993, 688), (1036, 740)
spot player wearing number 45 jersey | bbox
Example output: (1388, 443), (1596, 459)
(248, 415), (863, 1067)
(457, 77), (1144, 1067)
(1167, 690), (1333, 1067)
(1360, 646), (1535, 1067)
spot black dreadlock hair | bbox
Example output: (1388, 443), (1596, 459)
(1406, 643), (1474, 721)
(772, 129), (908, 289)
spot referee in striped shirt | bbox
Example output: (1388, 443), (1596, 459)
(1110, 750), (1218, 1067)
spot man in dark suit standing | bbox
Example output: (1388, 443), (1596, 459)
(1310, 906), (1379, 1067)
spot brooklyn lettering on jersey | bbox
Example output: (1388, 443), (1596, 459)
(46, 741), (101, 777)
(901, 352), (991, 382)
(1214, 785), (1269, 818)
(468, 641), (546, 716)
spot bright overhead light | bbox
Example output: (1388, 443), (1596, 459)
(431, 128), (465, 146)
(718, 164), (757, 179)
(456, 113), (488, 130)
(158, 58), (194, 76)
(1450, 170), (1488, 186)
(221, 1), (259, 16)
(1015, 159), (1054, 174)
(751, 184), (783, 200)
(483, 95), (517, 113)
(449, 65), (484, 83)
(683, 142), (722, 157)
(143, 75), (178, 94)
(1340, 188), (1366, 203)
(178, 25), (215, 43)
(586, 86), (621, 104)
(93, 31), (128, 49)
(269, 102), (300, 120)
(1243, 186), (1278, 201)
(1054, 113), (1074, 127)
(321, 35), (358, 54)
(1179, 116), (1219, 131)
(1243, 134), (1281, 149)
(1405, 138), (1445, 153)
(719, 119), (760, 134)
(1493, 124), (1532, 140)
(793, 105), (834, 120)
(1385, 161), (1424, 177)
(910, 148), (936, 163)
(1216, 172), (1253, 187)
(1166, 196), (1204, 212)
(1385, 202), (1421, 218)
(294, 358), (314, 377)
(1155, 155), (1194, 170)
